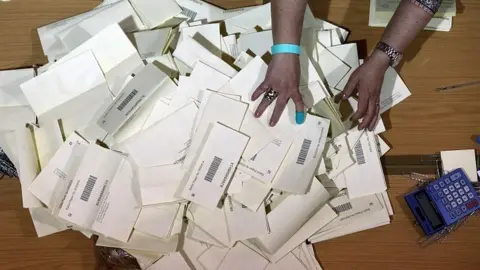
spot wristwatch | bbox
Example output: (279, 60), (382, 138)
(375, 41), (403, 68)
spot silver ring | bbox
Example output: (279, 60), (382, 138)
(263, 89), (279, 102)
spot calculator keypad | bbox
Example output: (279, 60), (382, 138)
(447, 195), (453, 201)
(453, 192), (459, 198)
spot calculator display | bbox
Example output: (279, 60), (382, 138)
(415, 191), (443, 229)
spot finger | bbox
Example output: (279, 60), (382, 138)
(254, 92), (276, 118)
(350, 88), (370, 121)
(251, 82), (270, 101)
(291, 91), (305, 125)
(368, 103), (381, 131)
(341, 74), (359, 100)
(359, 97), (378, 130)
(269, 94), (289, 126)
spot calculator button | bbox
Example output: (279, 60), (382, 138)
(456, 198), (463, 205)
(447, 195), (453, 201)
(454, 182), (461, 189)
(464, 186), (470, 192)
(450, 212), (456, 219)
(449, 186), (455, 192)
(455, 209), (462, 216)
(468, 192), (474, 199)
(450, 172), (462, 181)
(441, 198), (448, 204)
(452, 201), (458, 208)
(459, 189), (465, 195)
(453, 192), (459, 198)
(473, 199), (479, 207)
(443, 188), (449, 195)
(461, 206), (467, 212)
(445, 178), (451, 184)
(433, 184), (440, 190)
(462, 195), (469, 202)
(460, 179), (466, 185)
(446, 204), (453, 211)
(439, 182), (445, 188)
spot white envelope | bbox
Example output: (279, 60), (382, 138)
(148, 252), (190, 270)
(232, 178), (272, 212)
(379, 67), (412, 114)
(311, 42), (351, 89)
(176, 0), (257, 22)
(21, 50), (111, 124)
(32, 121), (64, 169)
(53, 23), (145, 96)
(222, 35), (239, 58)
(97, 231), (179, 253)
(254, 180), (331, 255)
(29, 207), (69, 238)
(178, 122), (249, 210)
(189, 61), (232, 91)
(124, 102), (197, 167)
(55, 0), (146, 50)
(224, 3), (271, 35)
(186, 204), (232, 247)
(181, 23), (222, 53)
(0, 68), (35, 107)
(344, 131), (387, 198)
(123, 249), (163, 270)
(133, 28), (171, 58)
(138, 165), (186, 206)
(330, 43), (360, 92)
(130, 0), (182, 28)
(134, 204), (180, 239)
(181, 238), (210, 270)
(237, 30), (273, 56)
(265, 252), (307, 270)
(197, 245), (230, 270)
(272, 116), (330, 194)
(234, 51), (254, 69)
(225, 196), (269, 242)
(15, 127), (43, 208)
(0, 106), (36, 132)
(173, 36), (237, 77)
(218, 242), (270, 270)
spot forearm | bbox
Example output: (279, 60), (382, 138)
(381, 0), (440, 52)
(271, 0), (308, 44)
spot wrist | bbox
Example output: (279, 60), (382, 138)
(369, 49), (391, 70)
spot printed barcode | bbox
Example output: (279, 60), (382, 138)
(205, 156), (222, 183)
(354, 141), (366, 165)
(333, 202), (353, 213)
(180, 7), (197, 20)
(296, 139), (312, 165)
(117, 89), (138, 111)
(80, 175), (97, 202)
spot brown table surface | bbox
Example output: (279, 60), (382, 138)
(1, 0), (480, 269)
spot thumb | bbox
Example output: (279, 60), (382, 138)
(291, 90), (305, 125)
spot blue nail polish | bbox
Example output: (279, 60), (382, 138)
(476, 135), (480, 144)
(296, 112), (305, 125)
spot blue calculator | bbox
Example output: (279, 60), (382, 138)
(405, 168), (480, 236)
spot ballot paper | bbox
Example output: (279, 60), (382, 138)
(173, 36), (238, 77)
(310, 43), (351, 88)
(134, 204), (180, 239)
(186, 204), (232, 247)
(29, 133), (89, 210)
(197, 245), (230, 270)
(123, 249), (163, 270)
(15, 127), (43, 208)
(232, 178), (272, 212)
(21, 50), (111, 124)
(0, 68), (34, 107)
(130, 0), (182, 28)
(29, 207), (69, 237)
(254, 180), (331, 255)
(176, 0), (257, 22)
(133, 28), (171, 58)
(234, 51), (254, 69)
(272, 116), (330, 194)
(55, 0), (146, 50)
(344, 131), (387, 198)
(225, 196), (269, 242)
(124, 102), (197, 167)
(180, 23), (222, 53)
(224, 3), (271, 35)
(189, 61), (232, 91)
(379, 67), (412, 114)
(181, 237), (210, 270)
(218, 242), (270, 270)
(177, 122), (249, 210)
(329, 43), (360, 92)
(32, 121), (64, 169)
(265, 252), (307, 270)
(138, 165), (186, 206)
(97, 63), (169, 135)
(148, 252), (190, 270)
(441, 149), (478, 182)
(182, 93), (248, 169)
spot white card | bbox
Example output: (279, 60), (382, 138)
(441, 149), (478, 182)
(124, 102), (197, 167)
(265, 252), (307, 270)
(32, 121), (64, 169)
(21, 50), (111, 124)
(29, 207), (68, 238)
(379, 67), (412, 114)
(186, 204), (232, 247)
(130, 0), (182, 28)
(189, 61), (232, 91)
(134, 204), (180, 239)
(181, 238), (210, 270)
(218, 242), (270, 270)
(97, 231), (179, 253)
(178, 122), (249, 210)
(0, 68), (35, 107)
(197, 245), (230, 270)
(232, 178), (272, 212)
(148, 252), (190, 270)
(133, 28), (171, 58)
(225, 196), (269, 242)
(181, 23), (222, 52)
(233, 51), (254, 69)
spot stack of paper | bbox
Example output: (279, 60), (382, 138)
(0, 2), (416, 269)
(369, 0), (456, 31)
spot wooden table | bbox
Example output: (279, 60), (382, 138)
(0, 0), (479, 269)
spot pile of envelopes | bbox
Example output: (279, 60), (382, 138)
(0, 0), (412, 269)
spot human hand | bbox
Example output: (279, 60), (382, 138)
(251, 54), (305, 126)
(339, 50), (390, 131)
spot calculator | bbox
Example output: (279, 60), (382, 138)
(405, 168), (480, 236)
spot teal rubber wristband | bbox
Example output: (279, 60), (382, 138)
(271, 44), (301, 55)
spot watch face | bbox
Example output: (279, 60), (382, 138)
(391, 54), (403, 68)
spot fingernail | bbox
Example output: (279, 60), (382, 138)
(296, 112), (305, 125)
(254, 111), (260, 118)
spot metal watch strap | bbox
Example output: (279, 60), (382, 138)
(375, 41), (403, 67)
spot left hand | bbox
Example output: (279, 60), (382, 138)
(340, 50), (390, 131)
